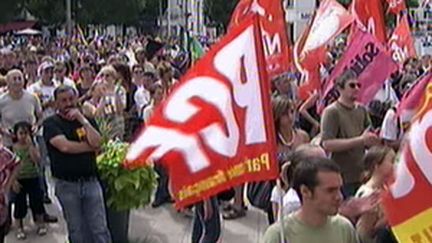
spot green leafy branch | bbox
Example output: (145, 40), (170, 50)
(97, 139), (157, 211)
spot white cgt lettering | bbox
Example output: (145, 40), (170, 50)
(127, 24), (267, 173)
(164, 77), (239, 157)
(214, 25), (267, 145)
(127, 127), (210, 173)
(262, 31), (281, 57)
(391, 110), (432, 198)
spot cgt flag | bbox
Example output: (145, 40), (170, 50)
(382, 82), (432, 243)
(294, 0), (354, 100)
(319, 29), (398, 112)
(229, 0), (292, 79)
(125, 16), (278, 209)
(386, 0), (407, 14)
(388, 14), (417, 67)
(352, 0), (387, 43)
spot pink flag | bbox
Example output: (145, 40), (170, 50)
(319, 29), (398, 111)
(397, 72), (432, 123)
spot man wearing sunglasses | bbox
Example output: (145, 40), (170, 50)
(320, 70), (380, 198)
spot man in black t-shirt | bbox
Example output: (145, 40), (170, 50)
(43, 85), (111, 243)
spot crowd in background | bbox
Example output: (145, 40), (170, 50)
(0, 30), (430, 243)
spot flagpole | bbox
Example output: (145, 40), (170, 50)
(66, 0), (72, 36)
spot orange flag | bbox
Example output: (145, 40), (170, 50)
(382, 80), (432, 242)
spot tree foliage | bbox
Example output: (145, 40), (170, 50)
(26, 0), (65, 26)
(76, 0), (147, 25)
(0, 0), (21, 24)
(203, 0), (239, 31)
(0, 0), (160, 26)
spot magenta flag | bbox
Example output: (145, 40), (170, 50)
(319, 29), (398, 111)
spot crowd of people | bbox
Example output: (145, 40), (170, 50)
(0, 30), (430, 243)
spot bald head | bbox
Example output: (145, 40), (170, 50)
(295, 144), (327, 159)
(6, 69), (24, 93)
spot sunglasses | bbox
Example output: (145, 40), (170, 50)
(347, 82), (361, 89)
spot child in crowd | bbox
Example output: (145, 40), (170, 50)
(355, 145), (398, 243)
(11, 121), (46, 239)
(270, 157), (300, 222)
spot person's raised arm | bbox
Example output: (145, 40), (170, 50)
(68, 108), (102, 149)
(299, 92), (320, 132)
(320, 107), (378, 152)
(49, 135), (95, 154)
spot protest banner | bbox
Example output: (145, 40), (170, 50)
(230, 0), (292, 79)
(382, 82), (432, 243)
(125, 16), (278, 208)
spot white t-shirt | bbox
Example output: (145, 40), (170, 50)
(0, 91), (42, 146)
(27, 81), (58, 119)
(134, 86), (150, 119)
(142, 102), (155, 124)
(373, 80), (399, 105)
(380, 108), (403, 141)
(54, 77), (76, 89)
(270, 187), (301, 220)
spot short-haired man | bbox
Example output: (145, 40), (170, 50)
(43, 86), (111, 243)
(262, 157), (372, 243)
(321, 70), (380, 197)
(0, 69), (42, 146)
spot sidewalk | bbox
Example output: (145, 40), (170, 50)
(6, 197), (269, 243)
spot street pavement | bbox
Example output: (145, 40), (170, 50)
(6, 192), (269, 243)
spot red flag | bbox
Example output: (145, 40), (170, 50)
(230, 0), (292, 78)
(295, 0), (354, 100)
(319, 29), (398, 111)
(125, 16), (278, 209)
(352, 0), (387, 43)
(382, 81), (432, 242)
(388, 14), (417, 67)
(397, 72), (432, 123)
(386, 0), (407, 14)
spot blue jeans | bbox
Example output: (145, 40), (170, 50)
(192, 197), (220, 243)
(55, 178), (111, 243)
(36, 135), (49, 197)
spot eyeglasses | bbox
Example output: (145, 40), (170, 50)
(347, 82), (361, 89)
(100, 73), (112, 78)
(11, 76), (23, 82)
